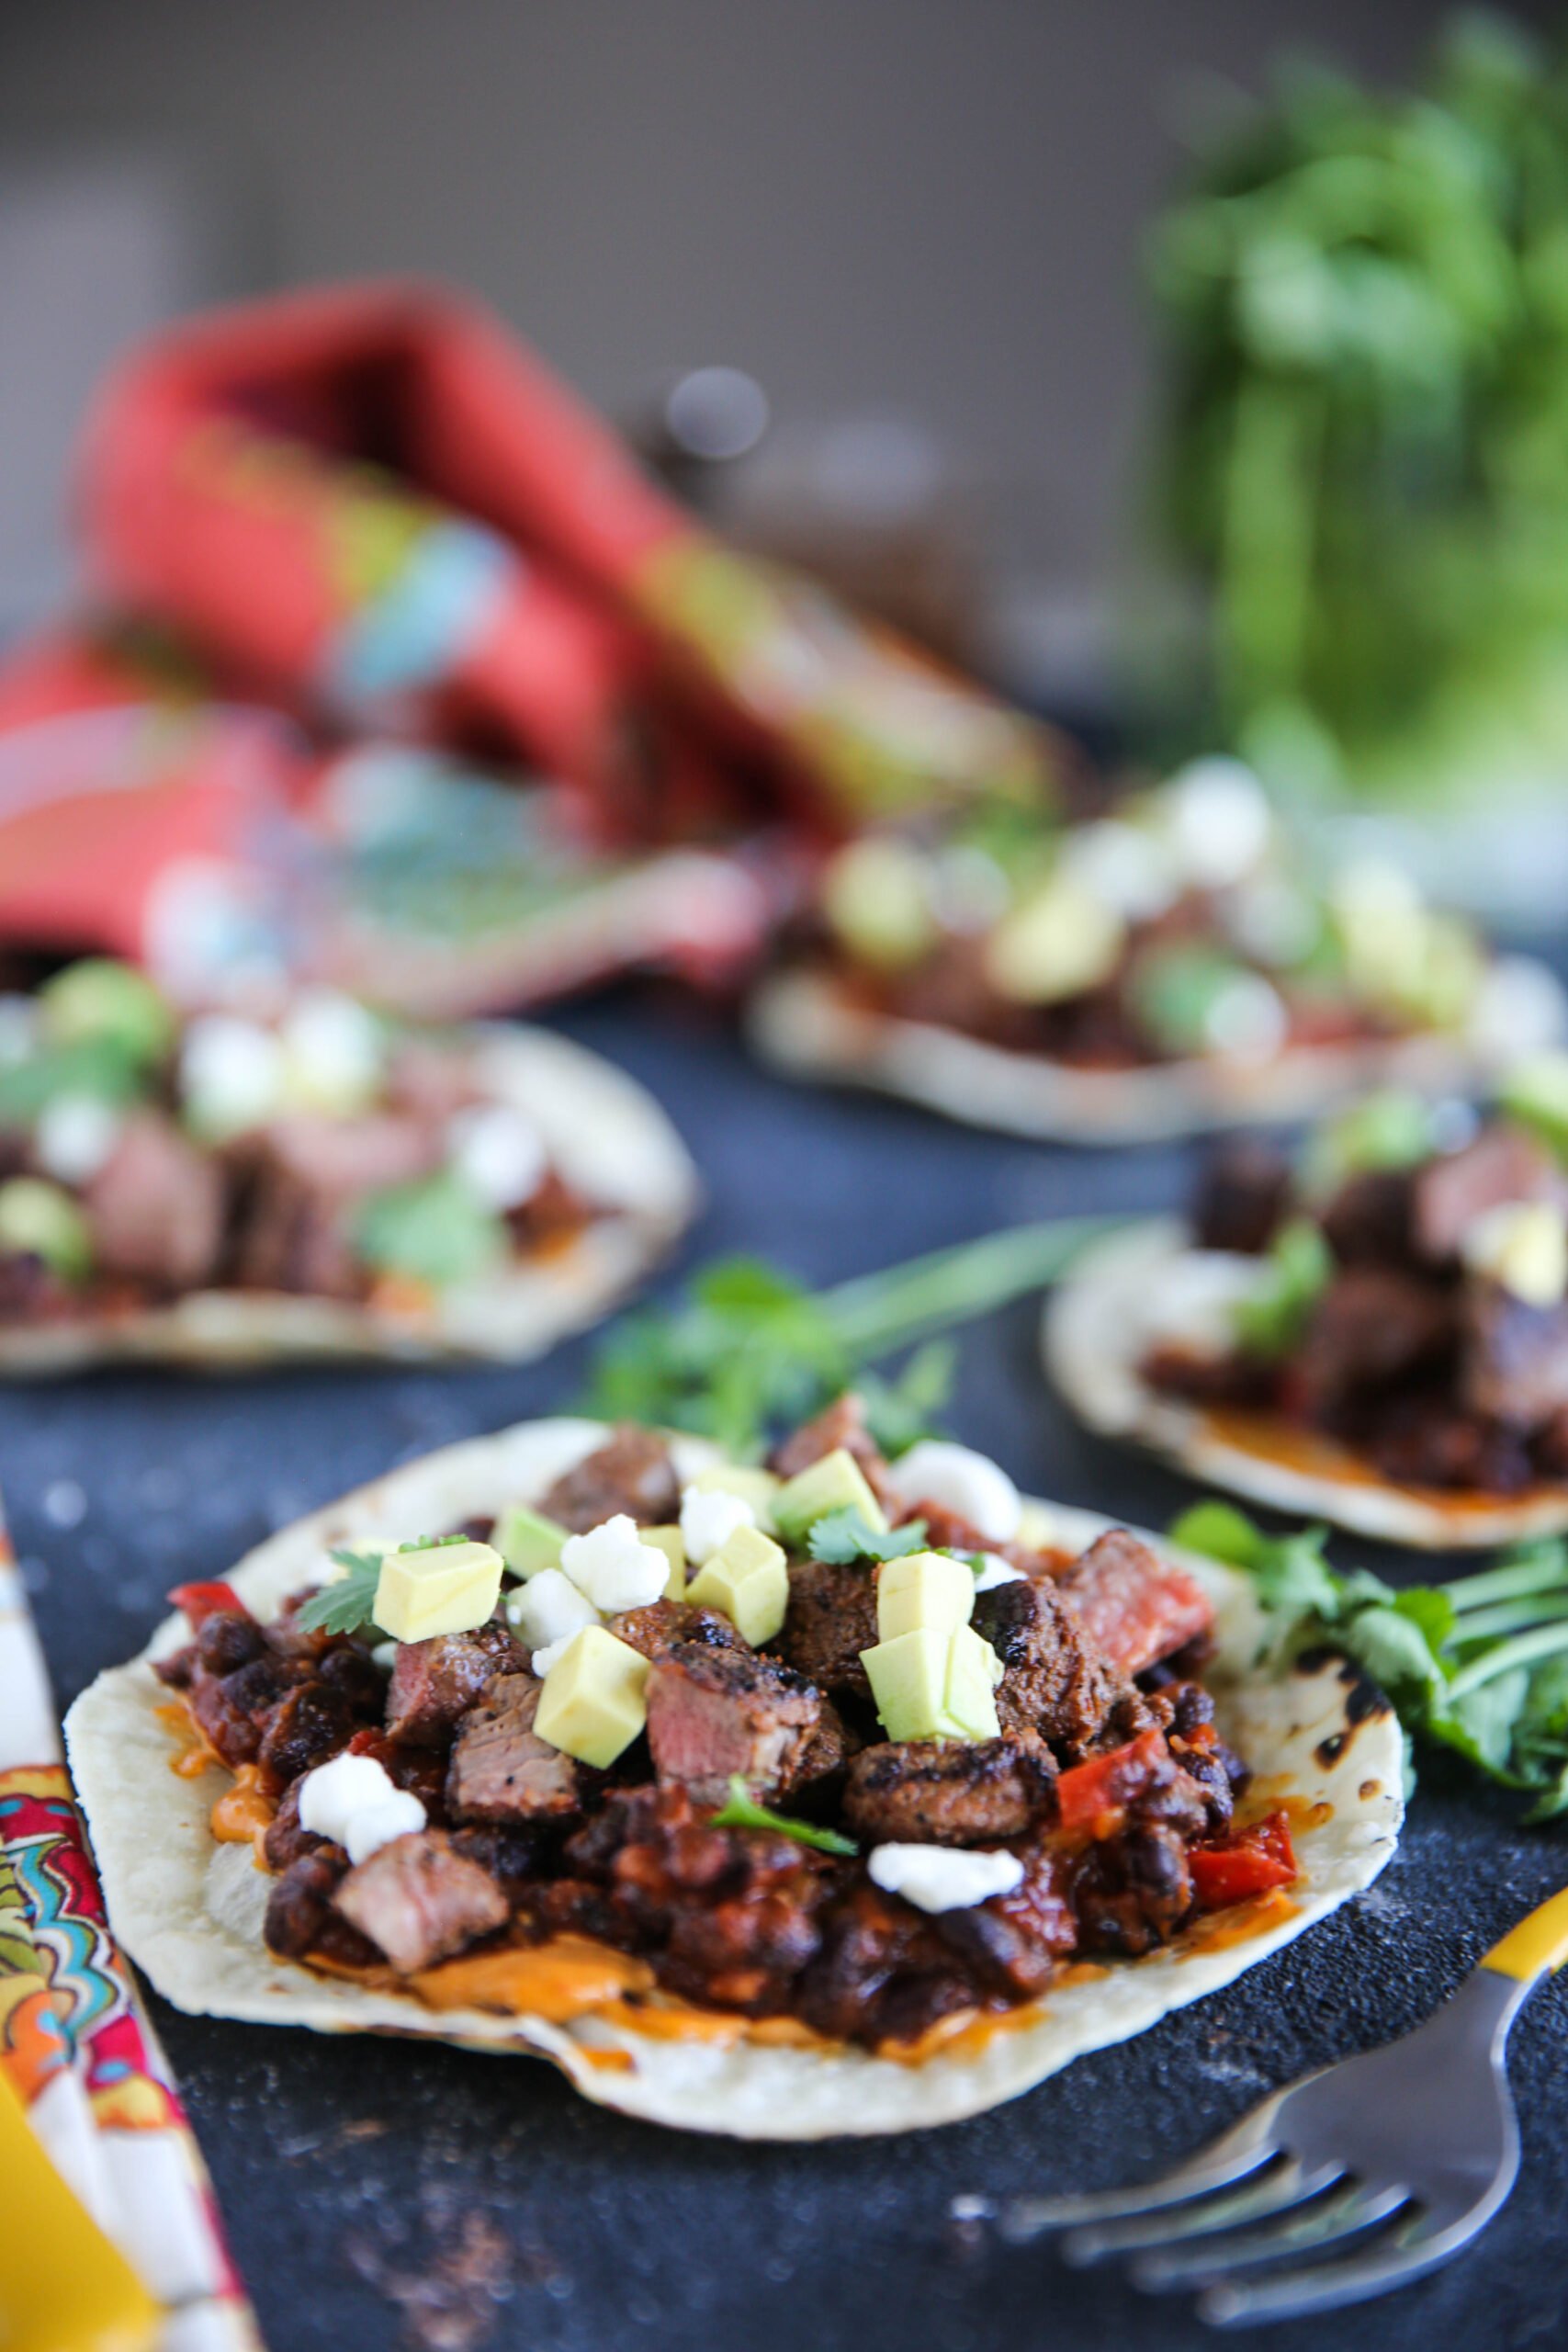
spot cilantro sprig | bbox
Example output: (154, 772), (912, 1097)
(711, 1776), (859, 1856)
(294, 1548), (386, 1638)
(1172, 1500), (1568, 1820)
(583, 1218), (1119, 1458)
(807, 1510), (928, 1566)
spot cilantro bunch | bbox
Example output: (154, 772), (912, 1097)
(584, 1218), (1118, 1459)
(1173, 1501), (1568, 1821)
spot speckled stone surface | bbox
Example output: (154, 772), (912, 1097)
(7, 987), (1567, 2352)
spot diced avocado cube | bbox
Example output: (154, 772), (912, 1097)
(491, 1501), (569, 1580)
(1500, 1053), (1568, 1159)
(983, 876), (1125, 1006)
(352, 1171), (508, 1289)
(773, 1449), (887, 1546)
(821, 837), (938, 973)
(683, 1522), (789, 1645)
(640, 1525), (687, 1602)
(372, 1538), (504, 1643)
(39, 959), (175, 1068)
(689, 1464), (781, 1530)
(534, 1624), (650, 1767)
(943, 1623), (1003, 1740)
(862, 1627), (954, 1743)
(0, 1179), (92, 1283)
(876, 1550), (976, 1644)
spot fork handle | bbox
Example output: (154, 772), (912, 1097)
(1481, 1886), (1568, 1983)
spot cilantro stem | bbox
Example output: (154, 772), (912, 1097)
(1446, 1595), (1568, 1646)
(819, 1216), (1122, 1357)
(1444, 1619), (1568, 1702)
(1440, 1554), (1568, 1611)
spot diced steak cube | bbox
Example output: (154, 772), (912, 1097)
(332, 1830), (510, 1973)
(976, 1573), (1131, 1759)
(385, 1623), (524, 1744)
(842, 1738), (1054, 1846)
(233, 1114), (439, 1297)
(1294, 1270), (1455, 1421)
(538, 1427), (680, 1532)
(1320, 1170), (1419, 1269)
(1192, 1138), (1292, 1256)
(446, 1673), (585, 1824)
(1415, 1127), (1563, 1265)
(645, 1642), (822, 1805)
(84, 1112), (226, 1291)
(1053, 1530), (1214, 1680)
(775, 1559), (878, 1698)
(1461, 1283), (1568, 1429)
(256, 1678), (358, 1782)
(766, 1392), (895, 1505)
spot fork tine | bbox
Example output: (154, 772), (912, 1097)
(1060, 2157), (1343, 2266)
(1200, 2220), (1455, 2326)
(1131, 2181), (1409, 2290)
(999, 2103), (1280, 2241)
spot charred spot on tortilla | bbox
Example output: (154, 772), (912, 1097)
(63, 1405), (1403, 2137)
(0, 963), (696, 1371)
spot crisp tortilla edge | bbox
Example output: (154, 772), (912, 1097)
(747, 964), (1564, 1143)
(1044, 1218), (1568, 1551)
(65, 1415), (1404, 2139)
(0, 1026), (698, 1373)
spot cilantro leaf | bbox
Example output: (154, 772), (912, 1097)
(1233, 1219), (1334, 1359)
(807, 1510), (928, 1566)
(295, 1547), (385, 1637)
(711, 1775), (858, 1856)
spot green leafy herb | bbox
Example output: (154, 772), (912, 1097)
(398, 1532), (470, 1552)
(352, 1171), (508, 1290)
(0, 1035), (149, 1126)
(711, 1775), (859, 1856)
(294, 1547), (386, 1638)
(1126, 941), (1250, 1057)
(583, 1217), (1120, 1458)
(1305, 1091), (1438, 1193)
(1233, 1217), (1333, 1358)
(1170, 1503), (1568, 1816)
(808, 1510), (928, 1566)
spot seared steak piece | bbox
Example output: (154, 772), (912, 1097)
(842, 1738), (1053, 1846)
(446, 1674), (585, 1824)
(604, 1600), (749, 1662)
(1193, 1138), (1292, 1256)
(332, 1830), (510, 1973)
(385, 1623), (524, 1744)
(187, 1651), (307, 1766)
(976, 1576), (1129, 1759)
(1461, 1283), (1568, 1429)
(1054, 1530), (1214, 1679)
(551, 1785), (838, 2014)
(1295, 1270), (1455, 1421)
(766, 1392), (895, 1505)
(1360, 1395), (1535, 1492)
(265, 1849), (378, 1969)
(85, 1112), (226, 1292)
(1320, 1170), (1419, 1269)
(645, 1642), (823, 1804)
(775, 1559), (878, 1698)
(1414, 1126), (1562, 1264)
(538, 1427), (680, 1532)
(257, 1678), (359, 1782)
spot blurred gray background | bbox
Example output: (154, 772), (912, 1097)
(0, 0), (1547, 677)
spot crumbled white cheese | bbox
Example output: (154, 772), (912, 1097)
(680, 1484), (756, 1566)
(1201, 973), (1289, 1063)
(281, 989), (385, 1112)
(1058, 820), (1180, 922)
(1468, 956), (1568, 1062)
(1137, 1251), (1266, 1358)
(0, 996), (39, 1067)
(1158, 758), (1272, 890)
(867, 1844), (1025, 1915)
(180, 1014), (288, 1137)
(971, 1553), (1024, 1593)
(885, 1441), (1021, 1544)
(446, 1101), (548, 1211)
(559, 1514), (671, 1612)
(35, 1094), (122, 1185)
(1463, 1200), (1568, 1309)
(298, 1750), (426, 1865)
(506, 1566), (600, 1662)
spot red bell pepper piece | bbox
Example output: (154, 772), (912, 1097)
(1190, 1811), (1298, 1910)
(168, 1579), (247, 1629)
(1055, 1727), (1172, 1839)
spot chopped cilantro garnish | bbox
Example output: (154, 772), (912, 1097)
(294, 1547), (385, 1637)
(711, 1776), (858, 1856)
(807, 1510), (928, 1566)
(398, 1532), (470, 1552)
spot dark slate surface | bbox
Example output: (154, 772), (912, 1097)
(7, 984), (1567, 2352)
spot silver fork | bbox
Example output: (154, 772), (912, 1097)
(998, 1888), (1568, 2325)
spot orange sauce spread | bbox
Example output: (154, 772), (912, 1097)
(1201, 1404), (1563, 1521)
(412, 1939), (654, 2019)
(1179, 1887), (1300, 1952)
(209, 1764), (276, 1858)
(154, 1697), (224, 1780)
